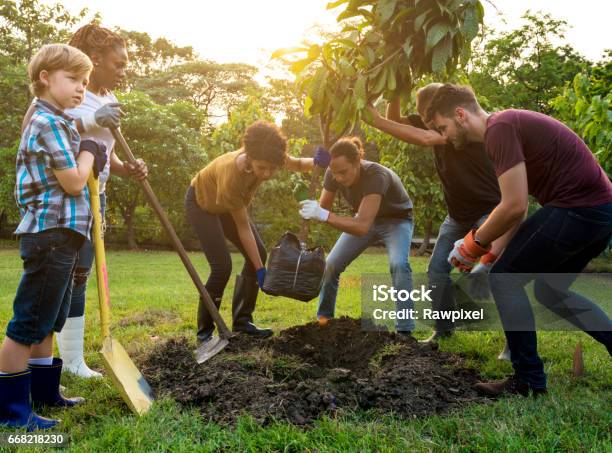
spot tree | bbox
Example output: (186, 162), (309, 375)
(467, 11), (588, 113)
(0, 143), (20, 235)
(104, 91), (207, 249)
(551, 53), (612, 174)
(133, 60), (259, 120)
(0, 0), (89, 147)
(116, 28), (195, 79)
(263, 77), (320, 145)
(275, 0), (484, 144)
(0, 0), (87, 63)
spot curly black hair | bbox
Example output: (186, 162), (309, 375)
(242, 120), (287, 166)
(329, 136), (365, 164)
(69, 23), (125, 57)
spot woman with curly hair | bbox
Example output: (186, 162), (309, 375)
(186, 120), (331, 343)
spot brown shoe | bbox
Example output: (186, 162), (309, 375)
(474, 375), (531, 397)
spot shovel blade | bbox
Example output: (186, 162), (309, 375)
(101, 337), (154, 415)
(194, 336), (229, 364)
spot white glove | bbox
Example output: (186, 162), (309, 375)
(81, 103), (123, 131)
(299, 200), (329, 222)
(466, 253), (497, 300)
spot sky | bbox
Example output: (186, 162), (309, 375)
(48, 0), (610, 70)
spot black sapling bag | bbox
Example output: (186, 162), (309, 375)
(262, 231), (326, 302)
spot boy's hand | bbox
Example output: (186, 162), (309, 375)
(80, 140), (108, 178)
(123, 158), (148, 180)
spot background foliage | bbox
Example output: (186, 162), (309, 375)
(0, 0), (609, 253)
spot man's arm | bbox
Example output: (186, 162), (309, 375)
(474, 162), (529, 247)
(367, 106), (446, 147)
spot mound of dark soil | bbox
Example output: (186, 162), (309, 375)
(141, 317), (487, 425)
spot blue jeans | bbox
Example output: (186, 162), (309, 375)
(6, 228), (84, 345)
(427, 214), (488, 331)
(490, 203), (612, 389)
(318, 218), (414, 332)
(68, 193), (106, 318)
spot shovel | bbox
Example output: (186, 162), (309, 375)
(88, 172), (154, 415)
(110, 128), (232, 364)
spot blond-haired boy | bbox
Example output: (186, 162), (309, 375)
(0, 44), (107, 430)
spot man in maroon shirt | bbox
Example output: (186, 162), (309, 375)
(425, 84), (612, 397)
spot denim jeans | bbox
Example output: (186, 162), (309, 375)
(6, 228), (84, 345)
(427, 214), (488, 331)
(318, 218), (414, 332)
(68, 193), (106, 318)
(490, 203), (612, 389)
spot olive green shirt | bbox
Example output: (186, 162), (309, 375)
(191, 150), (260, 213)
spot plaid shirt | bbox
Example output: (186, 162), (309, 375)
(14, 99), (92, 239)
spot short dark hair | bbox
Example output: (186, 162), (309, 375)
(425, 84), (480, 123)
(242, 120), (287, 166)
(330, 136), (364, 164)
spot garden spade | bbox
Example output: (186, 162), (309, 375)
(110, 128), (231, 364)
(88, 172), (154, 415)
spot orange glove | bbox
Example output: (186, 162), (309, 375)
(447, 229), (491, 272)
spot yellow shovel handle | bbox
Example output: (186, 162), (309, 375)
(88, 173), (111, 338)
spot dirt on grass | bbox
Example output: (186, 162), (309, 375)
(141, 317), (487, 425)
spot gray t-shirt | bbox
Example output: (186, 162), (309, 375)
(323, 161), (413, 220)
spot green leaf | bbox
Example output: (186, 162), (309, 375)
(431, 37), (452, 73)
(338, 58), (356, 77)
(326, 0), (349, 9)
(387, 68), (397, 91)
(354, 75), (367, 109)
(376, 0), (398, 24)
(337, 7), (372, 22)
(403, 40), (413, 58)
(426, 22), (449, 53)
(364, 46), (376, 65)
(308, 44), (321, 59)
(289, 57), (315, 75)
(332, 38), (358, 49)
(461, 6), (480, 41)
(308, 67), (328, 108)
(372, 67), (388, 95)
(271, 47), (308, 59)
(304, 95), (313, 118)
(414, 11), (430, 30)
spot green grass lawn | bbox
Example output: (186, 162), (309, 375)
(0, 242), (610, 452)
